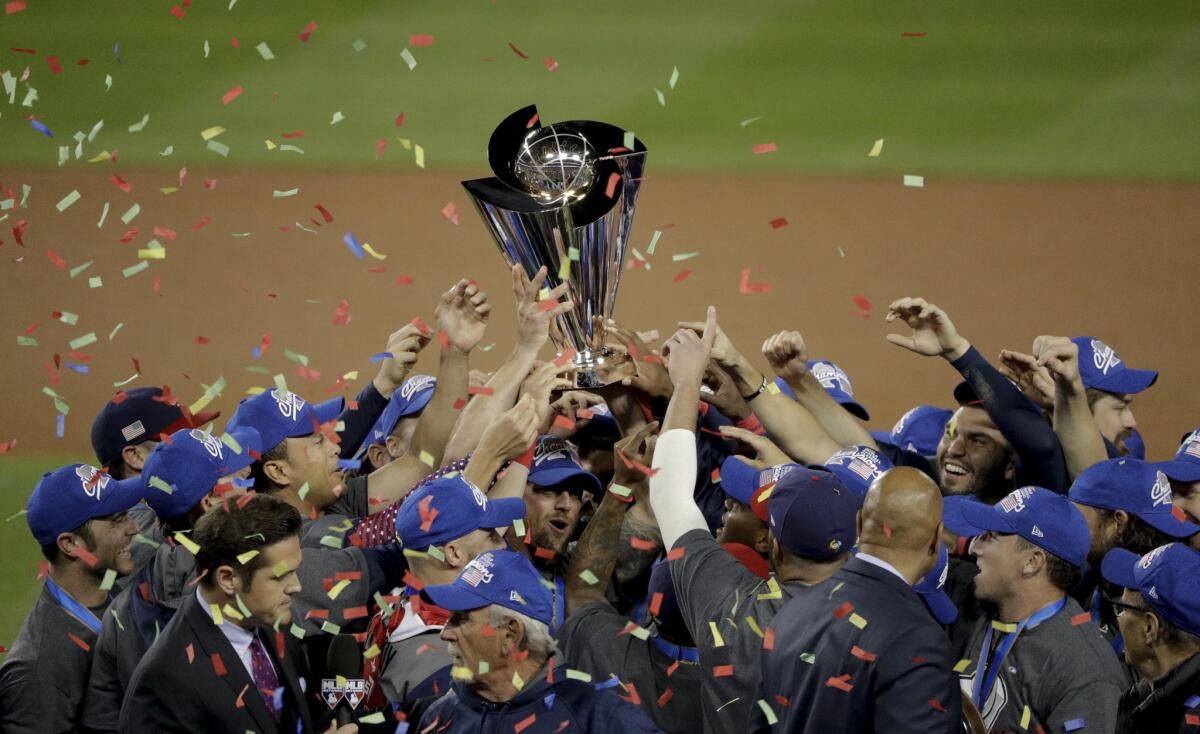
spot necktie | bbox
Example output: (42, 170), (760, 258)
(249, 635), (283, 721)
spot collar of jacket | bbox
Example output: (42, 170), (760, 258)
(452, 655), (561, 712)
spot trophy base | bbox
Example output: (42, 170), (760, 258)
(564, 348), (636, 389)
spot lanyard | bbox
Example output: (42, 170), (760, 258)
(44, 576), (104, 635)
(972, 597), (1066, 710)
(650, 634), (700, 663)
(553, 575), (565, 633)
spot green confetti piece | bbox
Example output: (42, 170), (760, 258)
(56, 190), (81, 212)
(647, 230), (662, 255)
(279, 144), (304, 155)
(319, 534), (343, 549)
(56, 311), (79, 325)
(668, 66), (679, 89)
(672, 252), (698, 261)
(426, 545), (445, 561)
(148, 475), (174, 494)
(53, 399), (70, 416)
(120, 203), (140, 224)
(283, 348), (309, 366)
(478, 660), (490, 674)
(800, 652), (816, 664)
(42, 386), (66, 400)
(88, 276), (103, 289)
(654, 88), (666, 106)
(69, 332), (97, 350)
(273, 188), (299, 198)
(578, 569), (599, 586)
(206, 139), (230, 157)
(567, 246), (580, 261)
(352, 39), (367, 52)
(159, 145), (174, 156)
(273, 373), (289, 394)
(127, 114), (150, 133)
(740, 114), (765, 127)
(623, 130), (635, 150)
(289, 623), (306, 639)
(16, 336), (37, 347)
(235, 593), (252, 618)
(111, 608), (124, 630)
(401, 48), (417, 70)
(608, 483), (633, 498)
(256, 42), (274, 60)
(97, 201), (110, 227)
(174, 531), (200, 554)
(202, 40), (210, 58)
(330, 111), (345, 125)
(297, 481), (310, 501)
(244, 365), (270, 374)
(104, 74), (112, 91)
(757, 699), (779, 726)
(132, 534), (161, 548)
(100, 568), (118, 591)
(565, 668), (592, 682)
(122, 261), (149, 278)
(219, 432), (242, 454)
(70, 260), (94, 278)
(20, 183), (31, 206)
(629, 626), (651, 640)
(320, 620), (342, 634)
(848, 612), (868, 629)
(903, 174), (924, 188)
(512, 518), (526, 537)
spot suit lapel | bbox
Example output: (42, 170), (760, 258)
(261, 626), (312, 733)
(183, 594), (279, 733)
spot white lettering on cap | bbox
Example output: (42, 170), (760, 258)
(812, 362), (853, 395)
(400, 375), (436, 400)
(999, 487), (1035, 514)
(1090, 339), (1122, 376)
(75, 465), (111, 500)
(1150, 470), (1173, 508)
(460, 552), (496, 588)
(189, 428), (224, 459)
(1139, 544), (1169, 570)
(272, 390), (305, 419)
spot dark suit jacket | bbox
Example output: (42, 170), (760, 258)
(118, 592), (317, 734)
(752, 556), (961, 734)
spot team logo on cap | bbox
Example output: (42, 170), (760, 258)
(470, 483), (488, 510)
(1139, 544), (1169, 570)
(829, 447), (882, 481)
(189, 429), (225, 459)
(1184, 431), (1200, 460)
(271, 389), (305, 419)
(75, 465), (112, 500)
(533, 437), (579, 467)
(938, 560), (948, 589)
(891, 408), (916, 437)
(812, 362), (853, 395)
(400, 375), (436, 400)
(1090, 340), (1122, 375)
(827, 538), (843, 552)
(461, 552), (496, 587)
(1150, 470), (1173, 508)
(999, 487), (1035, 514)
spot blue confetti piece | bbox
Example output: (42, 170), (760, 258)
(30, 119), (52, 138)
(65, 362), (89, 374)
(342, 233), (365, 259)
(369, 352), (393, 363)
(336, 459), (362, 471)
(114, 42), (122, 63)
(1063, 719), (1085, 732)
(594, 676), (620, 691)
(251, 346), (262, 359)
(56, 414), (65, 438)
(1188, 695), (1200, 709)
(231, 476), (256, 488)
(543, 693), (556, 709)
(394, 722), (409, 734)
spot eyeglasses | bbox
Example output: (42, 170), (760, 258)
(1105, 596), (1152, 616)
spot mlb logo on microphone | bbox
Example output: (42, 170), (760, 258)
(344, 679), (366, 708)
(321, 679), (344, 708)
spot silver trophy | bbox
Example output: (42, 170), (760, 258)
(463, 105), (647, 388)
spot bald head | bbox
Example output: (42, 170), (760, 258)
(860, 467), (943, 554)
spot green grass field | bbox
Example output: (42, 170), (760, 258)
(1, 1), (1198, 178)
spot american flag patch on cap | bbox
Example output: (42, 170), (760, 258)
(848, 459), (875, 481)
(121, 420), (146, 442)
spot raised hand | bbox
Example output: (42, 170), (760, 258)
(372, 322), (431, 396)
(612, 420), (659, 497)
(519, 360), (575, 432)
(717, 424), (792, 468)
(512, 264), (574, 351)
(608, 320), (673, 399)
(998, 348), (1056, 411)
(478, 394), (541, 463)
(700, 362), (751, 421)
(678, 312), (740, 369)
(664, 306), (717, 388)
(436, 279), (492, 353)
(546, 391), (606, 438)
(884, 297), (970, 361)
(1032, 335), (1084, 394)
(761, 330), (810, 384)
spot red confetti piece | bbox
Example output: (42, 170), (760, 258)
(74, 547), (98, 567)
(508, 42), (529, 59)
(657, 688), (673, 708)
(411, 315), (431, 337)
(552, 414), (576, 432)
(230, 37), (240, 49)
(825, 674), (853, 692)
(409, 34), (433, 46)
(437, 329), (449, 351)
(192, 215), (211, 231)
(533, 546), (557, 560)
(769, 217), (788, 229)
(673, 269), (692, 283)
(203, 178), (217, 190)
(751, 142), (777, 155)
(46, 55), (63, 74)
(343, 606), (369, 620)
(68, 632), (91, 652)
(763, 627), (775, 650)
(604, 172), (620, 198)
(153, 226), (177, 241)
(712, 665), (734, 678)
(629, 536), (657, 551)
(850, 645), (877, 662)
(314, 203), (334, 224)
(418, 495), (439, 532)
(118, 227), (139, 244)
(375, 138), (387, 160)
(1069, 612), (1091, 627)
(1172, 505), (1189, 523)
(648, 592), (664, 617)
(6, 1), (27, 15)
(901, 32), (927, 37)
(0, 439), (16, 454)
(480, 622), (496, 637)
(299, 20), (318, 42)
(543, 57), (558, 72)
(1186, 713), (1200, 725)
(185, 642), (195, 663)
(833, 601), (853, 619)
(452, 397), (466, 411)
(394, 112), (406, 127)
(194, 336), (210, 345)
(394, 275), (414, 287)
(12, 219), (27, 246)
(76, 59), (90, 66)
(468, 386), (495, 396)
(281, 131), (305, 139)
(10, 47), (35, 53)
(332, 300), (352, 326)
(211, 653), (227, 676)
(929, 698), (946, 712)
(305, 609), (330, 620)
(665, 660), (680, 678)
(108, 174), (133, 194)
(853, 294), (873, 314)
(170, 5), (185, 19)
(666, 547), (685, 561)
(621, 682), (642, 706)
(514, 713), (537, 733)
(46, 249), (66, 269)
(553, 348), (577, 368)
(221, 85), (244, 105)
(738, 267), (770, 294)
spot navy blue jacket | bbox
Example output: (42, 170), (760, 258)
(419, 658), (661, 733)
(752, 557), (961, 734)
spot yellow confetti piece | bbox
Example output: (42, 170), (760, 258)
(757, 577), (783, 601)
(359, 712), (385, 725)
(991, 620), (1017, 633)
(451, 665), (474, 680)
(265, 139), (277, 150)
(396, 137), (412, 151)
(512, 671), (525, 690)
(148, 475), (174, 494)
(869, 139), (884, 157)
(210, 604), (224, 625)
(200, 125), (226, 141)
(174, 532), (200, 555)
(100, 568), (117, 591)
(219, 432), (243, 454)
(188, 394), (213, 415)
(159, 187), (178, 195)
(273, 560), (289, 577)
(1020, 705), (1031, 729)
(362, 243), (387, 260)
(557, 256), (571, 281)
(709, 621), (725, 647)
(327, 578), (351, 600)
(756, 486), (775, 503)
(745, 616), (765, 638)
(414, 144), (425, 168)
(237, 550), (260, 565)
(403, 548), (429, 559)
(578, 569), (599, 585)
(765, 382), (782, 395)
(88, 150), (112, 163)
(364, 643), (381, 660)
(848, 612), (868, 629)
(565, 668), (592, 682)
(137, 248), (166, 259)
(320, 620), (342, 634)
(953, 658), (972, 673)
(757, 699), (779, 726)
(419, 450), (435, 467)
(222, 603), (244, 621)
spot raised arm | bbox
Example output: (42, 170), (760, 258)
(339, 323), (431, 459)
(1034, 336), (1108, 478)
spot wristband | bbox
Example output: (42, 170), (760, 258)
(740, 376), (768, 402)
(735, 413), (766, 436)
(513, 443), (536, 470)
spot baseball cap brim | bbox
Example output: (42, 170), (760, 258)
(285, 397), (344, 438)
(953, 381), (981, 406)
(1139, 508), (1200, 538)
(91, 475), (149, 523)
(720, 455), (760, 506)
(528, 467), (602, 496)
(869, 431), (893, 447)
(1157, 460), (1200, 484)
(835, 396), (870, 422)
(1091, 368), (1158, 396)
(941, 495), (984, 537)
(1099, 547), (1140, 589)
(420, 582), (492, 614)
(955, 498), (1014, 536)
(919, 588), (959, 625)
(222, 427), (264, 475)
(481, 496), (527, 530)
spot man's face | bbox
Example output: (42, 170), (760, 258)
(87, 510), (140, 576)
(969, 531), (1027, 604)
(716, 497), (767, 553)
(442, 606), (505, 690)
(935, 407), (1015, 503)
(1091, 393), (1137, 454)
(1072, 502), (1118, 565)
(237, 536), (302, 628)
(1115, 588), (1153, 675)
(523, 483), (582, 556)
(1171, 480), (1200, 550)
(282, 432), (342, 508)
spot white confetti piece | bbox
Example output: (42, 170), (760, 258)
(903, 174), (924, 188)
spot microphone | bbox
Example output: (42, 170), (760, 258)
(323, 633), (365, 727)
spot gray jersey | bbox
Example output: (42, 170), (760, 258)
(301, 475), (370, 549)
(957, 597), (1130, 733)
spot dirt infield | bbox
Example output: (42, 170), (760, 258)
(3, 168), (1199, 460)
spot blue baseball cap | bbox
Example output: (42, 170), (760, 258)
(889, 406), (953, 456)
(914, 543), (957, 625)
(394, 473), (526, 548)
(941, 495), (985, 538)
(354, 375), (437, 459)
(527, 436), (602, 496)
(1102, 543), (1200, 637)
(807, 360), (869, 421)
(91, 386), (221, 466)
(421, 549), (554, 628)
(1070, 458), (1198, 538)
(956, 486), (1091, 567)
(764, 466), (859, 560)
(1071, 337), (1157, 395)
(225, 389), (343, 454)
(1157, 429), (1200, 483)
(821, 446), (893, 499)
(142, 427), (263, 520)
(27, 464), (149, 545)
(718, 456), (773, 521)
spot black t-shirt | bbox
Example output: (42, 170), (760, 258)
(301, 474), (371, 548)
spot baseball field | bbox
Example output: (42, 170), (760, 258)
(1, 0), (1198, 646)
